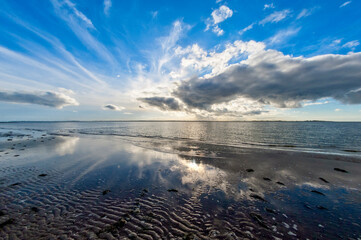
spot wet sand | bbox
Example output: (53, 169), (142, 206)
(0, 133), (360, 239)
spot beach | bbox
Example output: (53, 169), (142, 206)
(0, 124), (360, 239)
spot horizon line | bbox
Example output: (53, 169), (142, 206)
(1, 120), (361, 123)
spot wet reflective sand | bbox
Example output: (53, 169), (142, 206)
(0, 134), (360, 239)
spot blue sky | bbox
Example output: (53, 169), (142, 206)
(0, 0), (361, 121)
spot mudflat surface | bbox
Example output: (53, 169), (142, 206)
(0, 133), (360, 239)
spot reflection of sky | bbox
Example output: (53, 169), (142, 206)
(55, 137), (79, 156)
(2, 133), (361, 198)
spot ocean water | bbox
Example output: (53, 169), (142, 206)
(1, 121), (361, 155)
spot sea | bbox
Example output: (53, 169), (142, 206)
(1, 121), (360, 156)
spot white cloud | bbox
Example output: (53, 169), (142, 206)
(104, 0), (112, 15)
(340, 1), (351, 7)
(342, 40), (360, 50)
(212, 25), (224, 36)
(172, 40), (265, 79)
(239, 23), (254, 35)
(239, 9), (292, 35)
(211, 5), (233, 24)
(268, 27), (301, 45)
(205, 5), (233, 36)
(303, 100), (329, 106)
(264, 3), (275, 10)
(335, 108), (342, 112)
(332, 39), (342, 45)
(296, 8), (315, 19)
(259, 9), (291, 25)
(103, 104), (124, 111)
(60, 0), (94, 28)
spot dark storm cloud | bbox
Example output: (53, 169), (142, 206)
(138, 97), (182, 111)
(104, 104), (117, 110)
(103, 104), (123, 111)
(0, 90), (78, 108)
(173, 51), (361, 109)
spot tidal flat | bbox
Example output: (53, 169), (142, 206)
(0, 132), (360, 239)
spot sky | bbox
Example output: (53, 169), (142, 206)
(0, 0), (361, 121)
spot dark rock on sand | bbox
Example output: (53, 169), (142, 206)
(14, 155), (20, 157)
(102, 189), (111, 195)
(167, 188), (178, 192)
(263, 177), (272, 181)
(319, 177), (329, 183)
(246, 169), (254, 173)
(334, 168), (348, 173)
(142, 188), (148, 193)
(276, 181), (285, 186)
(311, 190), (325, 196)
(0, 210), (5, 216)
(250, 212), (269, 229)
(250, 193), (266, 202)
(0, 218), (14, 228)
(265, 207), (277, 214)
(112, 218), (127, 228)
(10, 182), (21, 187)
(31, 207), (39, 212)
(343, 149), (360, 153)
(38, 174), (47, 177)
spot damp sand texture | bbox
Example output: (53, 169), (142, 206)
(0, 134), (361, 239)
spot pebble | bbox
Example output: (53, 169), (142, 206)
(311, 190), (325, 196)
(319, 177), (329, 183)
(102, 190), (111, 195)
(334, 168), (348, 173)
(250, 193), (266, 202)
(167, 188), (178, 192)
